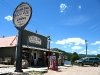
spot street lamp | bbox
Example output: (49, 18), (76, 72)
(48, 36), (51, 69)
(85, 40), (88, 57)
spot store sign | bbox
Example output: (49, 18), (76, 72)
(13, 2), (32, 29)
(28, 35), (41, 45)
(22, 30), (48, 49)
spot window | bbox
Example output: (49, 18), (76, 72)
(89, 58), (94, 60)
(95, 58), (99, 60)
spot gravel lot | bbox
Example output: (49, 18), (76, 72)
(44, 66), (100, 75)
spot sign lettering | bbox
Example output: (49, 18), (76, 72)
(28, 35), (42, 45)
(13, 2), (32, 28)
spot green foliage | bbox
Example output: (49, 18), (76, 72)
(71, 52), (79, 63)
(97, 54), (100, 58)
(51, 48), (96, 62)
(51, 48), (72, 60)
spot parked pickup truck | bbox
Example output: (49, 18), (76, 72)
(76, 57), (100, 67)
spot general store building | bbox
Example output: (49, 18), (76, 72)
(0, 30), (62, 67)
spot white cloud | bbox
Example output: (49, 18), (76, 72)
(91, 51), (97, 54)
(79, 50), (97, 55)
(97, 47), (100, 50)
(55, 38), (85, 45)
(60, 3), (67, 13)
(91, 41), (100, 45)
(55, 39), (66, 45)
(78, 5), (81, 9)
(63, 46), (67, 48)
(98, 48), (100, 50)
(50, 41), (54, 44)
(4, 15), (12, 21)
(72, 46), (82, 50)
(79, 50), (85, 54)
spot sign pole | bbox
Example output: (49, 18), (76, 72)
(15, 30), (23, 72)
(13, 2), (32, 72)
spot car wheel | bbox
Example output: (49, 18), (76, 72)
(79, 63), (83, 66)
(93, 63), (98, 67)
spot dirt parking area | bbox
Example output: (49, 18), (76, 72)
(44, 66), (100, 75)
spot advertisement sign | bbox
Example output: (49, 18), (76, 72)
(13, 2), (32, 29)
(22, 30), (48, 49)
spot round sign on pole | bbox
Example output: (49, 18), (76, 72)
(13, 2), (32, 29)
(13, 2), (32, 72)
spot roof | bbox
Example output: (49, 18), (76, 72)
(0, 36), (60, 53)
(0, 36), (17, 47)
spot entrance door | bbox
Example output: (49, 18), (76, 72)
(33, 51), (37, 65)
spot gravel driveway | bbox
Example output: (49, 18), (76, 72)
(44, 66), (100, 75)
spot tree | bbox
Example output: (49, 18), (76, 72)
(97, 54), (100, 58)
(71, 52), (79, 63)
(51, 48), (72, 60)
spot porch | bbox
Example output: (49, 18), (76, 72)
(22, 46), (53, 67)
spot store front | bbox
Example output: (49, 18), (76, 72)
(21, 30), (49, 67)
(0, 30), (54, 67)
(22, 46), (52, 67)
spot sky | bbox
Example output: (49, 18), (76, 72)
(0, 0), (100, 55)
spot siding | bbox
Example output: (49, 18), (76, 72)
(0, 47), (16, 64)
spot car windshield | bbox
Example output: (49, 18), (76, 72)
(80, 58), (87, 60)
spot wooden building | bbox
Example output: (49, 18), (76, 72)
(0, 30), (60, 67)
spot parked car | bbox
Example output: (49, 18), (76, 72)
(76, 57), (100, 67)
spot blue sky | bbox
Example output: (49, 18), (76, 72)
(0, 0), (100, 55)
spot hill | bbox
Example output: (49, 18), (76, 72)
(51, 48), (97, 60)
(51, 48), (72, 60)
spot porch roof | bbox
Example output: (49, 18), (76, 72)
(23, 45), (48, 51)
(22, 45), (60, 53)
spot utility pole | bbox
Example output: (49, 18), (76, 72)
(85, 40), (88, 57)
(48, 36), (51, 69)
